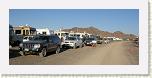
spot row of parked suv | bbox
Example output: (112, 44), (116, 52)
(18, 34), (112, 57)
(19, 35), (86, 57)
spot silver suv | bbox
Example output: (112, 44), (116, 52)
(61, 36), (83, 49)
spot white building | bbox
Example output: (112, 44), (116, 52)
(36, 28), (53, 35)
(114, 38), (123, 41)
(69, 31), (91, 39)
(54, 31), (69, 39)
(104, 37), (123, 41)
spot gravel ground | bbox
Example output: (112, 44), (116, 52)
(9, 41), (139, 65)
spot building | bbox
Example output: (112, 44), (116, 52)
(69, 31), (90, 39)
(13, 25), (36, 36)
(54, 31), (69, 39)
(104, 37), (123, 41)
(36, 28), (53, 35)
(73, 32), (84, 38)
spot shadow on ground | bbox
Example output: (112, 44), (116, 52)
(9, 49), (21, 59)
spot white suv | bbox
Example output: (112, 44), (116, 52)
(61, 36), (83, 49)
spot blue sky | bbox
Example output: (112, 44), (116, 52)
(9, 9), (139, 35)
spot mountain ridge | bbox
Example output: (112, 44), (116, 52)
(62, 26), (137, 39)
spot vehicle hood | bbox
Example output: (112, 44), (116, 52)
(22, 40), (46, 44)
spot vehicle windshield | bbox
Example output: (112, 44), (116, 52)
(61, 33), (69, 36)
(66, 37), (76, 40)
(23, 37), (28, 39)
(100, 38), (103, 40)
(33, 36), (48, 41)
(29, 37), (33, 40)
(86, 38), (95, 40)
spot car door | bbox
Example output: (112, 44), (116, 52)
(50, 36), (57, 51)
(77, 37), (82, 46)
(46, 36), (54, 52)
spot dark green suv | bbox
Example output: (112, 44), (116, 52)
(19, 35), (61, 57)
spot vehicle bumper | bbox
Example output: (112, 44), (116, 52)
(85, 42), (92, 45)
(19, 47), (41, 52)
(61, 43), (74, 47)
(97, 41), (102, 44)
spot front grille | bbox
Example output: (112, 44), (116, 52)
(23, 44), (34, 49)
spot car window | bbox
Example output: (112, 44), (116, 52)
(77, 37), (81, 40)
(33, 36), (48, 40)
(55, 36), (60, 42)
(86, 38), (94, 40)
(66, 37), (76, 40)
(100, 38), (103, 40)
(50, 35), (58, 43)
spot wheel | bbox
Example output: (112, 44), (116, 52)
(19, 51), (25, 56)
(10, 41), (15, 47)
(73, 44), (76, 49)
(56, 46), (60, 54)
(39, 48), (47, 57)
(15, 41), (20, 46)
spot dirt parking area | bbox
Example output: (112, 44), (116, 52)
(9, 41), (139, 65)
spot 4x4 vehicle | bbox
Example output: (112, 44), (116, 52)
(103, 38), (110, 44)
(19, 35), (61, 57)
(61, 36), (83, 49)
(84, 37), (97, 46)
(96, 38), (103, 44)
(9, 25), (22, 47)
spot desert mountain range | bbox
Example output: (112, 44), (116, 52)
(63, 26), (137, 39)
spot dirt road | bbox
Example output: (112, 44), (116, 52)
(9, 41), (139, 65)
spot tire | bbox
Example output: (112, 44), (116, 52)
(10, 41), (15, 47)
(19, 51), (25, 56)
(15, 41), (20, 46)
(73, 44), (76, 49)
(56, 46), (60, 54)
(39, 48), (47, 57)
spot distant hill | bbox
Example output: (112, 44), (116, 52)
(62, 26), (137, 39)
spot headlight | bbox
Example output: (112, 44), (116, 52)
(34, 44), (40, 48)
(19, 43), (23, 47)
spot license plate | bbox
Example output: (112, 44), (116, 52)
(24, 48), (29, 51)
